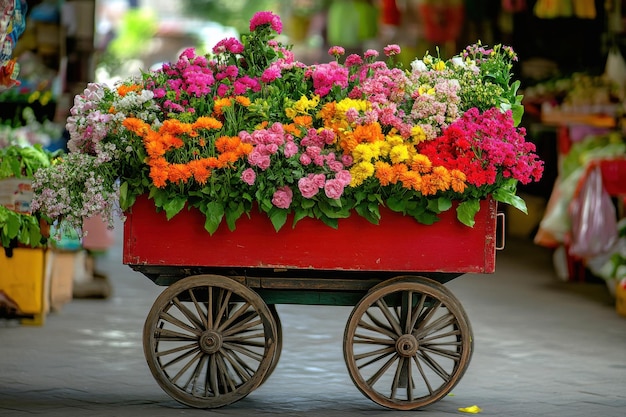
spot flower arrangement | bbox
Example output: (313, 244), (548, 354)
(31, 11), (543, 235)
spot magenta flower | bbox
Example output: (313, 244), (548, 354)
(213, 37), (244, 54)
(261, 65), (282, 83)
(364, 49), (379, 59)
(249, 11), (282, 34)
(272, 186), (293, 209)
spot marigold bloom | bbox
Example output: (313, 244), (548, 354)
(450, 169), (467, 193)
(193, 116), (223, 130)
(411, 154), (432, 173)
(374, 161), (394, 186)
(117, 84), (142, 97)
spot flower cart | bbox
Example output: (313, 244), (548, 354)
(30, 10), (543, 413)
(123, 194), (501, 410)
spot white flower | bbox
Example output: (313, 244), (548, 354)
(410, 59), (427, 73)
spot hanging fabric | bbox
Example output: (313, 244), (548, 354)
(0, 0), (27, 89)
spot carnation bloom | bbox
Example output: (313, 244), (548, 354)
(383, 44), (401, 57)
(272, 186), (293, 209)
(250, 11), (283, 33)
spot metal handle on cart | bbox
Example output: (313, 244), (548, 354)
(496, 212), (505, 251)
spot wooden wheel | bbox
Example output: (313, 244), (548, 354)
(143, 274), (278, 408)
(343, 276), (473, 410)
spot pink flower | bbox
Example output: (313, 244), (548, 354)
(324, 179), (345, 199)
(284, 141), (299, 158)
(241, 168), (256, 185)
(383, 44), (401, 57)
(272, 186), (293, 209)
(213, 37), (244, 54)
(335, 170), (352, 186)
(250, 11), (283, 34)
(328, 46), (345, 58)
(298, 176), (320, 199)
(364, 49), (379, 59)
(345, 54), (363, 68)
(261, 65), (282, 83)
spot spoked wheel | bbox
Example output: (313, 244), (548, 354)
(343, 276), (473, 410)
(143, 274), (278, 408)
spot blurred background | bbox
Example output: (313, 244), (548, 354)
(2, 1), (626, 310)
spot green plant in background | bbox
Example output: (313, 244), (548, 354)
(0, 145), (54, 249)
(180, 0), (280, 34)
(97, 8), (159, 77)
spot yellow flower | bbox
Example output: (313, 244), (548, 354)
(389, 144), (410, 164)
(433, 60), (446, 71)
(410, 125), (427, 143)
(352, 143), (375, 162)
(350, 161), (375, 186)
(336, 98), (369, 114)
(418, 85), (435, 95)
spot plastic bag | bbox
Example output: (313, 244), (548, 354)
(568, 166), (618, 258)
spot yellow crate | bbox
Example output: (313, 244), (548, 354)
(0, 248), (47, 325)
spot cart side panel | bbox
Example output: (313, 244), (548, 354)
(123, 195), (497, 273)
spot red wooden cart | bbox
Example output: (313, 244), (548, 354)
(123, 194), (501, 410)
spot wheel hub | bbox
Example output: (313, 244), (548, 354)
(199, 330), (223, 354)
(395, 334), (419, 357)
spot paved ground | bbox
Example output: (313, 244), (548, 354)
(1, 227), (625, 417)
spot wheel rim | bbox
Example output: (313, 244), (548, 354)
(343, 277), (473, 410)
(143, 274), (277, 408)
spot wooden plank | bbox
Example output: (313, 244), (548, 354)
(124, 195), (497, 274)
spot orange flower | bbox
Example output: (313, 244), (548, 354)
(430, 166), (451, 192)
(374, 161), (394, 186)
(215, 136), (239, 153)
(188, 159), (211, 184)
(293, 115), (313, 128)
(213, 97), (233, 115)
(234, 95), (251, 107)
(283, 123), (302, 137)
(160, 119), (193, 136)
(168, 163), (192, 183)
(419, 174), (437, 196)
(450, 169), (467, 193)
(391, 163), (408, 183)
(411, 154), (432, 174)
(193, 116), (223, 131)
(123, 118), (150, 136)
(148, 158), (169, 188)
(398, 170), (422, 191)
(117, 84), (142, 97)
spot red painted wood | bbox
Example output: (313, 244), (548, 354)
(123, 195), (497, 273)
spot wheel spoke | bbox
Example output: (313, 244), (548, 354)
(156, 342), (199, 358)
(224, 331), (266, 346)
(214, 290), (233, 330)
(360, 317), (397, 340)
(413, 354), (434, 395)
(161, 345), (201, 372)
(421, 329), (462, 342)
(414, 300), (442, 333)
(208, 353), (220, 396)
(408, 293), (427, 331)
(171, 297), (205, 331)
(170, 350), (204, 384)
(189, 289), (208, 329)
(375, 298), (403, 336)
(218, 302), (253, 333)
(207, 286), (213, 330)
(418, 350), (451, 381)
(390, 356), (405, 400)
(159, 311), (202, 337)
(222, 341), (264, 362)
(155, 328), (198, 341)
(365, 353), (399, 386)
(403, 291), (413, 334)
(221, 315), (261, 338)
(220, 348), (254, 384)
(420, 345), (461, 361)
(354, 332), (395, 345)
(415, 312), (456, 339)
(184, 352), (208, 392)
(216, 352), (238, 393)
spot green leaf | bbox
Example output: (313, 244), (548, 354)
(456, 199), (480, 227)
(386, 196), (406, 213)
(493, 188), (528, 214)
(427, 197), (451, 213)
(355, 204), (380, 224)
(203, 201), (224, 235)
(163, 196), (187, 220)
(118, 181), (130, 209)
(269, 207), (288, 231)
(224, 203), (244, 231)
